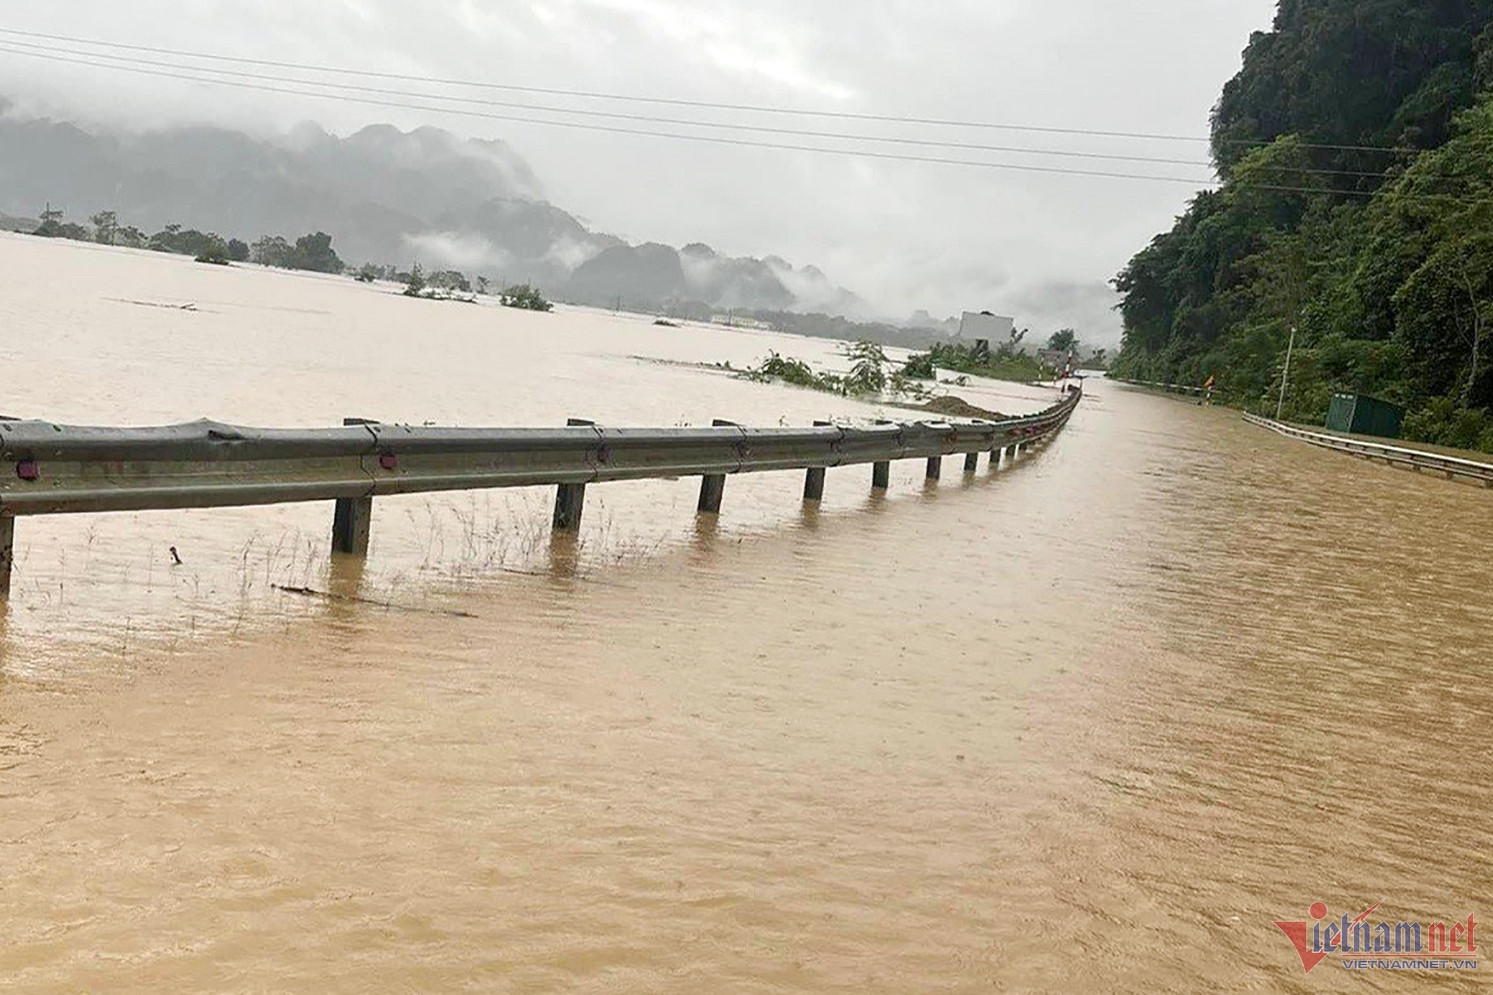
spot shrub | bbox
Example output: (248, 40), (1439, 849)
(1404, 396), (1493, 452)
(747, 352), (827, 389)
(500, 284), (553, 312)
(902, 352), (936, 379)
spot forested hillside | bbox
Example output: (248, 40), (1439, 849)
(1113, 0), (1493, 450)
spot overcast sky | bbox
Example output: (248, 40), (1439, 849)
(0, 1), (1278, 344)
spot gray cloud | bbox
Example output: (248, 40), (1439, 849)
(0, 0), (1277, 340)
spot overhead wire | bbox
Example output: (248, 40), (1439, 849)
(0, 32), (1455, 199)
(0, 24), (1427, 156)
(0, 42), (1225, 185)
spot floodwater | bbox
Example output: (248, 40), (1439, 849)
(0, 232), (1488, 992)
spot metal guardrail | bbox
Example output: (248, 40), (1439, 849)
(0, 389), (1081, 595)
(1243, 412), (1493, 486)
(1114, 378), (1209, 396)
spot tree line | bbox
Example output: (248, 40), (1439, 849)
(27, 205), (345, 274)
(22, 205), (557, 313)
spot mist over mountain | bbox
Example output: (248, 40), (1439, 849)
(0, 99), (866, 316)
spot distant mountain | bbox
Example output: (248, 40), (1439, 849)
(0, 98), (866, 315)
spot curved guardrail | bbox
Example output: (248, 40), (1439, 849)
(0, 388), (1081, 595)
(1243, 412), (1493, 486)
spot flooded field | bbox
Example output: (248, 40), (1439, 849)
(0, 233), (1488, 991)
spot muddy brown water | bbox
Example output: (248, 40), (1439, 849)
(0, 233), (1488, 991)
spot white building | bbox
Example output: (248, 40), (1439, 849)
(956, 311), (1016, 341)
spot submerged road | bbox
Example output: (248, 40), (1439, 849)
(0, 237), (1486, 990)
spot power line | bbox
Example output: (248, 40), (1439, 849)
(1, 36), (1419, 182)
(0, 24), (1427, 157)
(0, 24), (1215, 143)
(0, 43), (1227, 185)
(0, 23), (1302, 153)
(4, 44), (1460, 200)
(0, 38), (1226, 169)
(0, 41), (1412, 186)
(0, 44), (1430, 197)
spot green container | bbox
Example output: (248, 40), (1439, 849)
(1325, 393), (1404, 439)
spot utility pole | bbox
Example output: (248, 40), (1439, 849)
(1276, 324), (1297, 420)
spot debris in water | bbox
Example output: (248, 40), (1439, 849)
(108, 298), (199, 311)
(272, 584), (480, 619)
(913, 395), (1012, 420)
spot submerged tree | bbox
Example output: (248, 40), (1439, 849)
(90, 210), (118, 246)
(33, 204), (91, 241)
(402, 263), (427, 297)
(499, 283), (553, 312)
(194, 237), (231, 265)
(843, 340), (888, 394)
(251, 235), (292, 267)
(288, 231), (344, 273)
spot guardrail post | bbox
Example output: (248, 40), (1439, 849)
(803, 420), (830, 502)
(926, 456), (942, 480)
(332, 497), (373, 556)
(964, 452), (979, 474)
(872, 419), (893, 490)
(332, 416), (377, 556)
(698, 419), (734, 514)
(0, 514), (12, 598)
(553, 418), (594, 531)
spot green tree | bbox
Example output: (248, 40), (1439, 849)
(195, 237), (231, 265)
(251, 236), (292, 267)
(287, 231), (344, 273)
(428, 269), (472, 293)
(149, 225), (227, 257)
(90, 211), (118, 245)
(1047, 329), (1078, 352)
(34, 203), (90, 241)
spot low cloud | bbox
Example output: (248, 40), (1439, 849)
(1007, 280), (1124, 347)
(402, 231), (513, 272)
(545, 234), (605, 273)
